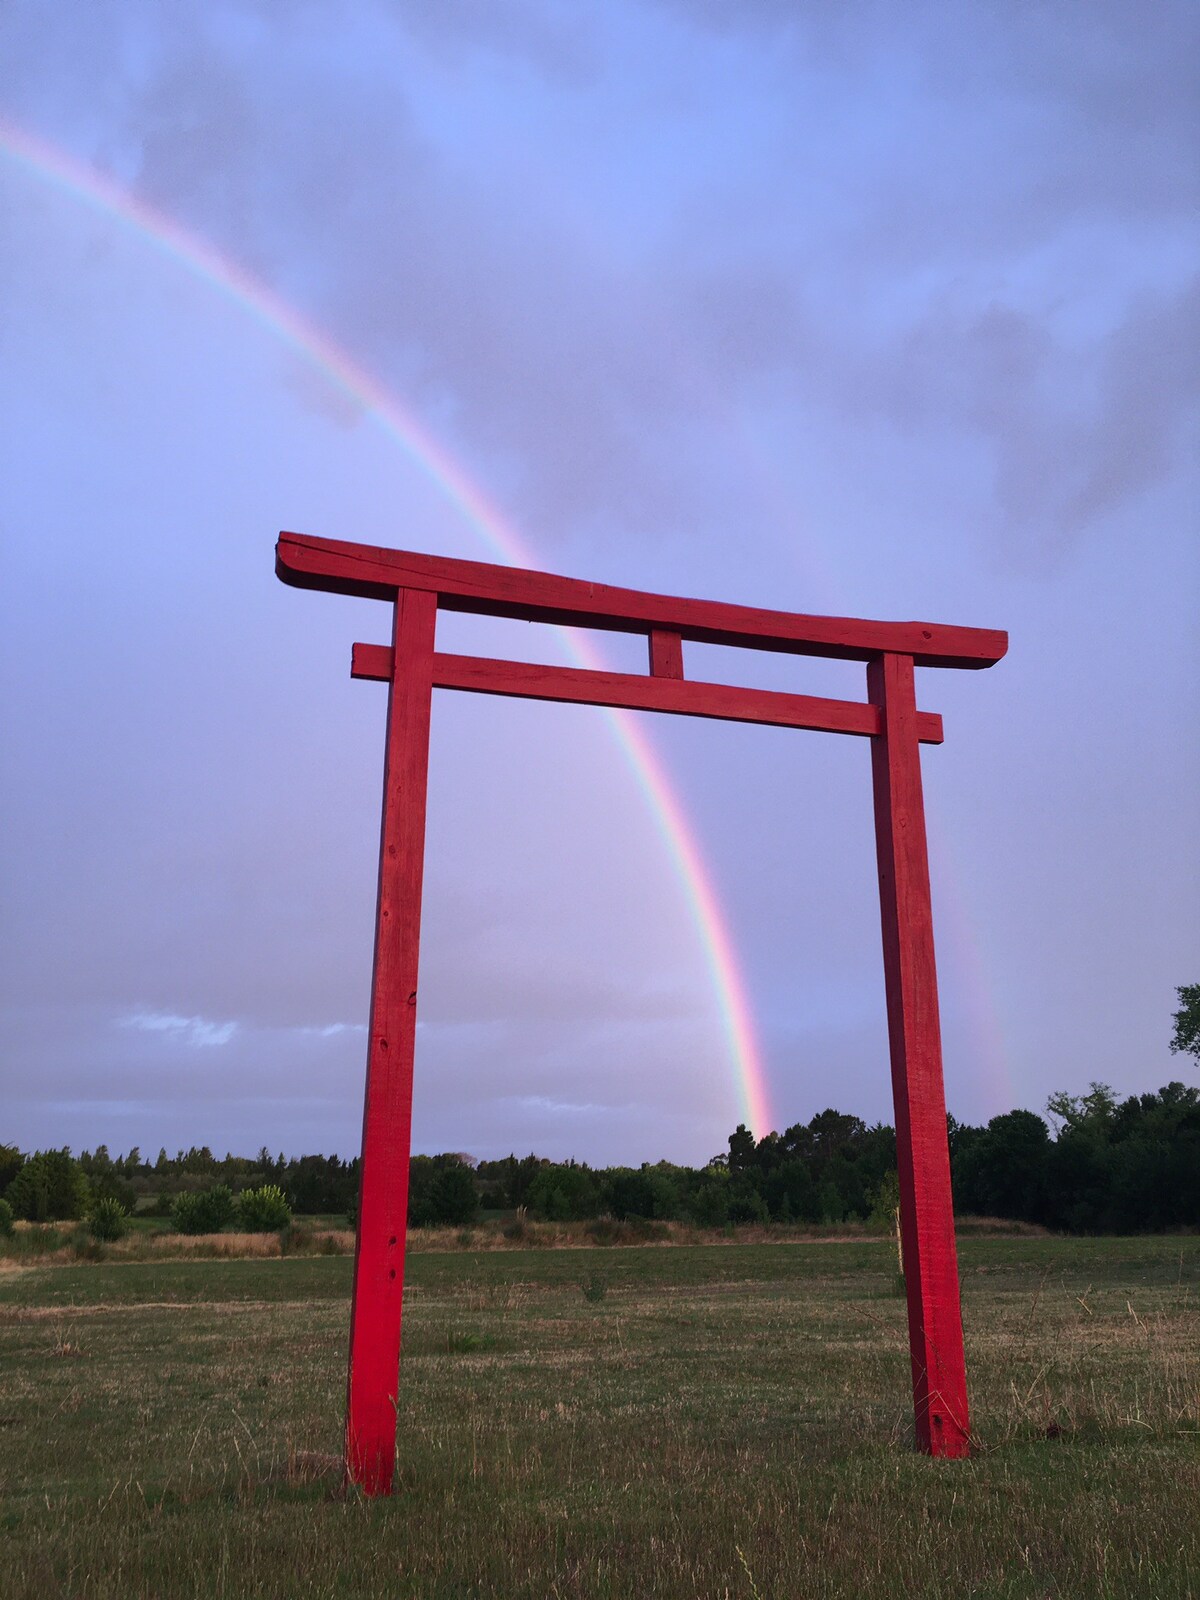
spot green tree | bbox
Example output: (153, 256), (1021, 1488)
(6, 1150), (90, 1221)
(952, 1110), (1051, 1223)
(429, 1163), (477, 1226)
(1047, 1082), (1117, 1134)
(728, 1180), (769, 1224)
(0, 1144), (24, 1198)
(85, 1167), (137, 1212)
(764, 1159), (819, 1222)
(504, 1153), (546, 1209)
(606, 1167), (680, 1221)
(726, 1124), (756, 1172)
(1170, 983), (1200, 1063)
(527, 1164), (599, 1221)
(690, 1170), (731, 1226)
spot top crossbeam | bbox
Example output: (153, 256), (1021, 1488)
(276, 533), (1007, 670)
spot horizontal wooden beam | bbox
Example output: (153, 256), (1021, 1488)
(350, 643), (944, 744)
(279, 533), (1006, 671)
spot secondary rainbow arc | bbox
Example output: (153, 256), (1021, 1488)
(1, 119), (774, 1138)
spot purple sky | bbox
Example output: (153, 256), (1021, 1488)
(1, 1), (1197, 1166)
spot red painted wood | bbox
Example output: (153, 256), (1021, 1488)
(278, 532), (1007, 670)
(649, 628), (684, 679)
(283, 538), (1000, 1478)
(868, 651), (970, 1457)
(344, 586), (437, 1495)
(350, 643), (945, 745)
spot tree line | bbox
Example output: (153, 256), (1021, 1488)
(3, 1079), (1199, 1235)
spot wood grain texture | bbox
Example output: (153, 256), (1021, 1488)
(279, 532), (1007, 670)
(868, 651), (970, 1457)
(649, 628), (685, 679)
(344, 587), (437, 1496)
(349, 643), (945, 745)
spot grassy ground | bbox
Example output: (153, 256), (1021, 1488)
(0, 1211), (1042, 1266)
(0, 1235), (1196, 1599)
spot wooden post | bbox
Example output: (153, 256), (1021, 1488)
(868, 651), (970, 1457)
(648, 627), (684, 679)
(345, 585), (437, 1495)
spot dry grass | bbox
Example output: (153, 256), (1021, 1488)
(407, 1217), (911, 1252)
(2, 1221), (357, 1265)
(2, 1214), (1051, 1271)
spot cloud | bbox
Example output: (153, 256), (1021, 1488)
(390, 0), (598, 80)
(119, 1010), (239, 1048)
(293, 1022), (368, 1038)
(1062, 277), (1200, 532)
(4, 0), (1194, 557)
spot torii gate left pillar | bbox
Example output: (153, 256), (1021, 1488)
(343, 585), (437, 1494)
(276, 530), (1006, 1494)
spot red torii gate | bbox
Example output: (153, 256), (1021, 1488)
(276, 530), (1007, 1494)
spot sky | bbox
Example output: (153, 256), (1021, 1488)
(1, 0), (1196, 1167)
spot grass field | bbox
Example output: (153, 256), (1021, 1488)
(1, 1235), (1197, 1598)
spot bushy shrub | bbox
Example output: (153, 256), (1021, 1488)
(171, 1184), (235, 1235)
(236, 1184), (292, 1232)
(727, 1183), (769, 1225)
(6, 1150), (90, 1221)
(580, 1270), (608, 1303)
(0, 1197), (13, 1237)
(88, 1197), (129, 1242)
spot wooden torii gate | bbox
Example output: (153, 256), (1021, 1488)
(276, 530), (1007, 1494)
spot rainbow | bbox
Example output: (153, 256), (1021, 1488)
(1, 119), (774, 1137)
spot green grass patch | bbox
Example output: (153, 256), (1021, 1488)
(0, 1236), (1197, 1597)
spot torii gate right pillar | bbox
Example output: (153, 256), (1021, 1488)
(869, 651), (970, 1455)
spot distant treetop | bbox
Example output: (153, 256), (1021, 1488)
(1170, 983), (1200, 1063)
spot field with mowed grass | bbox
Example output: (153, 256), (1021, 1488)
(1, 1235), (1197, 1599)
